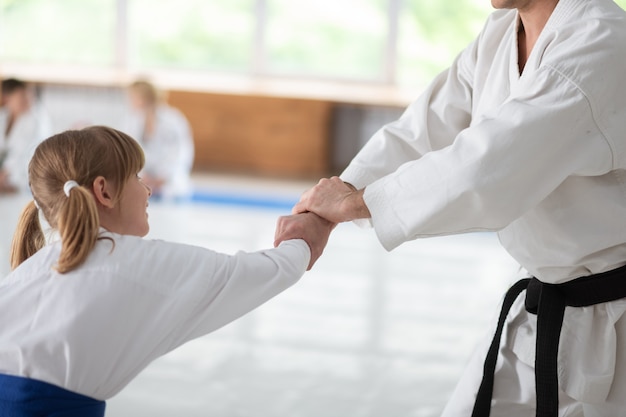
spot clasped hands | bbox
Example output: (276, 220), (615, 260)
(274, 176), (371, 270)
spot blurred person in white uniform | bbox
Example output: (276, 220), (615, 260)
(277, 0), (626, 416)
(0, 126), (332, 416)
(0, 78), (52, 194)
(125, 80), (194, 201)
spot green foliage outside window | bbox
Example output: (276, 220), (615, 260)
(129, 0), (255, 71)
(266, 0), (387, 81)
(398, 0), (492, 86)
(0, 0), (114, 65)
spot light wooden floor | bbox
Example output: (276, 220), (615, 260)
(0, 175), (519, 417)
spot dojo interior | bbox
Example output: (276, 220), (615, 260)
(3, 1), (624, 416)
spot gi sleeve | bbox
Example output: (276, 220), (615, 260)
(363, 66), (613, 251)
(341, 38), (477, 190)
(183, 239), (310, 341)
(131, 238), (311, 350)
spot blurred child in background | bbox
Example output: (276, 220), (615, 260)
(125, 80), (194, 201)
(0, 78), (52, 194)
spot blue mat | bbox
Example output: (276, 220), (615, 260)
(190, 190), (298, 211)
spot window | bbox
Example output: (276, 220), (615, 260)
(265, 0), (388, 81)
(0, 0), (115, 65)
(1, 0), (625, 88)
(397, 0), (492, 87)
(128, 0), (255, 72)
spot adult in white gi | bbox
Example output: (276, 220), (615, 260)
(277, 0), (626, 415)
(125, 80), (194, 201)
(0, 78), (52, 193)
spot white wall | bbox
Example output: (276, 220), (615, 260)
(38, 84), (127, 134)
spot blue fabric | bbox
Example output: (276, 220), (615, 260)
(191, 190), (297, 211)
(0, 373), (105, 417)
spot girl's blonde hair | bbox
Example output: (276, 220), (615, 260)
(10, 126), (145, 273)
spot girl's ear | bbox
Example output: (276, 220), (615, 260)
(92, 176), (116, 209)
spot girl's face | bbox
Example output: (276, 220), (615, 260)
(115, 175), (152, 237)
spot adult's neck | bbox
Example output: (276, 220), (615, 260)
(517, 0), (559, 73)
(518, 0), (559, 45)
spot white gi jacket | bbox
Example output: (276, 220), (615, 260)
(0, 230), (310, 400)
(341, 0), (626, 405)
(125, 105), (194, 200)
(0, 105), (52, 192)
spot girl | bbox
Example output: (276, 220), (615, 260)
(0, 126), (331, 416)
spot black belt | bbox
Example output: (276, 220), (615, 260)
(471, 263), (626, 417)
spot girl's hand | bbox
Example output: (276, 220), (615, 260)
(274, 212), (335, 270)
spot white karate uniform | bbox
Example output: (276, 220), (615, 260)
(125, 105), (194, 200)
(0, 230), (310, 400)
(341, 0), (626, 414)
(0, 105), (52, 192)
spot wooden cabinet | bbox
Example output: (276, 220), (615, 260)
(168, 90), (332, 178)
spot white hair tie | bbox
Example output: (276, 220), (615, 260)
(63, 180), (79, 197)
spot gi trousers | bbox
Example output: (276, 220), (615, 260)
(440, 314), (626, 417)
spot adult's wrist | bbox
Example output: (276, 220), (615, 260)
(347, 188), (371, 221)
(343, 181), (357, 192)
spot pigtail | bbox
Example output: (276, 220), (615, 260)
(10, 200), (46, 270)
(56, 186), (100, 274)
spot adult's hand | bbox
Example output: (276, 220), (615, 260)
(274, 212), (335, 270)
(292, 176), (371, 223)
